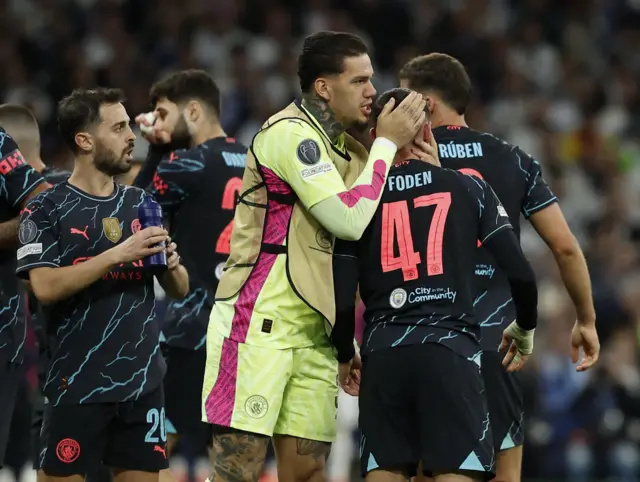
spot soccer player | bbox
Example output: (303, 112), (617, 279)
(202, 31), (426, 482)
(133, 69), (249, 463)
(332, 87), (539, 482)
(399, 53), (600, 482)
(0, 126), (47, 470)
(0, 104), (76, 481)
(15, 87), (189, 482)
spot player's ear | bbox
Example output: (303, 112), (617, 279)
(313, 78), (331, 102)
(426, 96), (435, 115)
(75, 131), (93, 153)
(369, 127), (376, 140)
(184, 101), (201, 123)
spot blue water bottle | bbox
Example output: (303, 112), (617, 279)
(138, 195), (168, 273)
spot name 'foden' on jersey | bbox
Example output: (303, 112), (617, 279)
(387, 169), (433, 192)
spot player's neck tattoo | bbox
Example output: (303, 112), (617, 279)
(302, 94), (344, 144)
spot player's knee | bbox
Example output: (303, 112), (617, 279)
(413, 476), (434, 482)
(211, 429), (269, 482)
(491, 471), (520, 482)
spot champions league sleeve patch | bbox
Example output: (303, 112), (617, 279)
(19, 219), (38, 244)
(296, 139), (321, 166)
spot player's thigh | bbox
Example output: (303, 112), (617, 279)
(0, 361), (21, 468)
(202, 329), (292, 437)
(415, 345), (494, 481)
(163, 345), (211, 452)
(493, 445), (522, 482)
(32, 390), (46, 470)
(211, 426), (270, 482)
(365, 469), (407, 482)
(104, 385), (168, 473)
(39, 401), (113, 477)
(272, 344), (338, 482)
(274, 343), (338, 442)
(359, 347), (419, 479)
(481, 351), (524, 456)
(433, 472), (485, 482)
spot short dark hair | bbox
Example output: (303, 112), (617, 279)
(57, 87), (125, 153)
(297, 31), (369, 92)
(150, 69), (221, 116)
(0, 104), (38, 128)
(398, 53), (472, 115)
(371, 87), (430, 124)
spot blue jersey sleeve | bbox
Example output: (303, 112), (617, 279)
(149, 149), (205, 213)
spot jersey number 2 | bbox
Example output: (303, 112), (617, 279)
(381, 192), (452, 281)
(215, 177), (243, 254)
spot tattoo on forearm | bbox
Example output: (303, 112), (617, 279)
(212, 432), (269, 482)
(296, 438), (331, 463)
(302, 94), (344, 144)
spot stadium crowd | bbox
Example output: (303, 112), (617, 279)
(0, 0), (639, 481)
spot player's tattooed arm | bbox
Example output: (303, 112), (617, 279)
(211, 432), (269, 482)
(302, 93), (344, 144)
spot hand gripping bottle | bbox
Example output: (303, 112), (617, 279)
(138, 194), (167, 273)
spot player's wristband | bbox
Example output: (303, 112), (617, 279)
(505, 321), (535, 355)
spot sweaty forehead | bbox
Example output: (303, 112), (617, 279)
(341, 54), (374, 78)
(99, 102), (129, 125)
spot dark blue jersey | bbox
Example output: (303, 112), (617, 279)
(434, 126), (557, 350)
(145, 137), (247, 350)
(334, 160), (512, 361)
(0, 128), (45, 363)
(16, 182), (165, 405)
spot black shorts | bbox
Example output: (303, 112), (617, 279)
(38, 384), (169, 476)
(0, 362), (22, 468)
(481, 350), (524, 452)
(359, 344), (495, 480)
(31, 387), (45, 469)
(162, 345), (212, 451)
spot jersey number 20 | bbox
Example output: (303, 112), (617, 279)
(381, 192), (452, 281)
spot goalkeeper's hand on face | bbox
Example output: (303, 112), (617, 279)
(499, 321), (535, 372)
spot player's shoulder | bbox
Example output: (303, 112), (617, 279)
(199, 137), (248, 168)
(24, 181), (67, 211)
(119, 183), (146, 199)
(450, 167), (489, 198)
(434, 125), (524, 158)
(469, 129), (536, 167)
(0, 127), (19, 159)
(259, 114), (316, 139)
(257, 101), (319, 141)
(42, 167), (70, 185)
